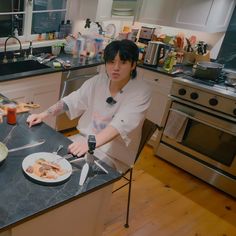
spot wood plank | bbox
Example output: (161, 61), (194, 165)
(103, 145), (236, 236)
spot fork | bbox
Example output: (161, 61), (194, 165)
(53, 145), (63, 155)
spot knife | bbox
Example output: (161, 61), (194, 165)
(79, 162), (89, 186)
(8, 139), (45, 152)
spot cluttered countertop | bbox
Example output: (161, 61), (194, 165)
(0, 113), (121, 232)
(0, 50), (104, 83)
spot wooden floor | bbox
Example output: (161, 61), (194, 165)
(103, 145), (236, 236)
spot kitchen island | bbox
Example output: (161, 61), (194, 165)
(0, 113), (121, 236)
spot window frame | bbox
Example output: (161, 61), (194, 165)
(0, 0), (68, 43)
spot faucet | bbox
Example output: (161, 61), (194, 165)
(28, 41), (33, 59)
(3, 35), (22, 63)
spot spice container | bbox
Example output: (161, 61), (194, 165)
(7, 103), (17, 125)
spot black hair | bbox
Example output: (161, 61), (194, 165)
(103, 39), (139, 79)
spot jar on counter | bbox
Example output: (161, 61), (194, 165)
(7, 103), (17, 125)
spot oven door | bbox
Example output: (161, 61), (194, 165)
(161, 100), (236, 177)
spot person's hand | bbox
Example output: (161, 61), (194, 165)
(68, 140), (88, 157)
(27, 113), (47, 127)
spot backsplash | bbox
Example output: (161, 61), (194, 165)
(217, 6), (236, 70)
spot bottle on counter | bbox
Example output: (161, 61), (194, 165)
(77, 36), (85, 57)
(58, 20), (72, 39)
(94, 38), (104, 59)
(163, 49), (176, 72)
(58, 20), (66, 39)
(7, 103), (17, 125)
(65, 20), (72, 36)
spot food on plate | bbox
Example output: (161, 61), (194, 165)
(26, 158), (67, 179)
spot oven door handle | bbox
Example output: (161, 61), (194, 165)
(170, 108), (236, 136)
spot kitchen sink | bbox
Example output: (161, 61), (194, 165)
(0, 60), (51, 76)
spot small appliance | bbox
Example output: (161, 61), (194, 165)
(144, 41), (170, 67)
(138, 26), (155, 44)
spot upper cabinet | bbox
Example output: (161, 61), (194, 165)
(77, 0), (112, 22)
(173, 0), (236, 32)
(96, 0), (113, 21)
(138, 0), (177, 26)
(76, 0), (143, 22)
(138, 0), (236, 33)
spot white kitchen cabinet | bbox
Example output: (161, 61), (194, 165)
(77, 0), (112, 21)
(138, 0), (177, 26)
(173, 0), (236, 33)
(141, 69), (172, 127)
(138, 0), (236, 33)
(138, 68), (172, 147)
(0, 72), (62, 128)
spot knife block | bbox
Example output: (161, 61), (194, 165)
(183, 52), (195, 65)
(195, 51), (210, 63)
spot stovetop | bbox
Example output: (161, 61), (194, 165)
(175, 73), (236, 99)
(171, 74), (236, 118)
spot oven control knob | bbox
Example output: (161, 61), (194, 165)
(233, 109), (236, 116)
(209, 98), (218, 106)
(178, 88), (186, 96)
(190, 92), (199, 100)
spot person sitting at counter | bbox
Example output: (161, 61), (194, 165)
(27, 39), (151, 173)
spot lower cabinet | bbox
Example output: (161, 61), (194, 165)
(138, 68), (173, 147)
(0, 72), (62, 128)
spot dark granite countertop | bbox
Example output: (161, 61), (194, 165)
(0, 53), (104, 83)
(0, 46), (193, 84)
(0, 113), (121, 232)
(137, 62), (191, 77)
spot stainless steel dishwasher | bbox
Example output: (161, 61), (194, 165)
(56, 66), (99, 131)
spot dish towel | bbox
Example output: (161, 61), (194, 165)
(163, 110), (188, 142)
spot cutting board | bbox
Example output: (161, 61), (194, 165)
(0, 103), (40, 116)
(0, 94), (40, 116)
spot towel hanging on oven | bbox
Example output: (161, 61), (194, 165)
(163, 110), (188, 142)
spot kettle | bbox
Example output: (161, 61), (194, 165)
(144, 41), (170, 67)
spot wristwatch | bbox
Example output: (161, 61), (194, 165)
(88, 135), (96, 152)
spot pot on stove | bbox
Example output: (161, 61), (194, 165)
(192, 61), (224, 81)
(226, 72), (236, 87)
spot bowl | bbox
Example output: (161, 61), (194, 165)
(0, 142), (8, 163)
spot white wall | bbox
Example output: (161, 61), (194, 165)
(131, 22), (225, 60)
(72, 18), (225, 59)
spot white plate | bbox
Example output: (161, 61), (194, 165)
(112, 10), (133, 16)
(112, 8), (133, 12)
(22, 152), (72, 184)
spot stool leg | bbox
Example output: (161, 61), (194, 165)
(124, 168), (133, 228)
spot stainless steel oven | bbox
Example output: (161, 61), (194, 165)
(156, 76), (236, 197)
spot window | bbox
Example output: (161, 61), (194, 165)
(32, 0), (67, 34)
(0, 1), (25, 37)
(0, 0), (67, 40)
